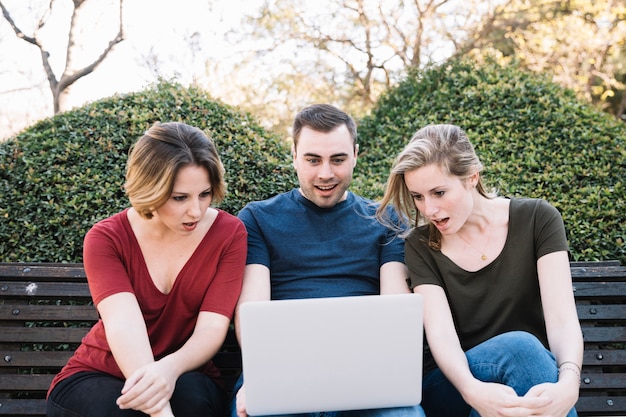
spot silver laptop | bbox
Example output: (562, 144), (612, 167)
(239, 293), (423, 415)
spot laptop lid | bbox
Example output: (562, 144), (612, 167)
(239, 293), (423, 415)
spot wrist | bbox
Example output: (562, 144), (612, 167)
(558, 361), (581, 385)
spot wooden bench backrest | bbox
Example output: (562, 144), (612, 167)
(0, 263), (240, 416)
(1, 261), (626, 416)
(572, 260), (626, 415)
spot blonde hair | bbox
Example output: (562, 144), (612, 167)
(125, 122), (226, 219)
(376, 124), (493, 249)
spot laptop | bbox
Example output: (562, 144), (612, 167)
(239, 293), (423, 415)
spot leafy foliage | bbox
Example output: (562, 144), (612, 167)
(354, 59), (625, 264)
(2, 63), (624, 264)
(0, 82), (295, 262)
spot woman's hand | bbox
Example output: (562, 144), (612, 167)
(117, 359), (178, 415)
(520, 378), (579, 417)
(465, 380), (552, 417)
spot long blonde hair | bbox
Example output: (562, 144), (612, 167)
(376, 124), (493, 250)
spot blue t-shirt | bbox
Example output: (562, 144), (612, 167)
(238, 189), (405, 300)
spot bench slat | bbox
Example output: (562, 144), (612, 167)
(0, 351), (74, 367)
(576, 396), (626, 415)
(0, 263), (86, 279)
(574, 282), (626, 298)
(0, 305), (98, 321)
(581, 373), (626, 389)
(577, 304), (626, 320)
(0, 281), (91, 298)
(0, 374), (54, 391)
(0, 399), (46, 416)
(583, 349), (626, 366)
(0, 327), (89, 344)
(582, 326), (626, 343)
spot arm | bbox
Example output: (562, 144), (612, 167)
(97, 292), (175, 416)
(522, 250), (582, 413)
(234, 263), (271, 343)
(232, 263), (271, 417)
(105, 294), (231, 415)
(415, 284), (551, 417)
(379, 261), (411, 294)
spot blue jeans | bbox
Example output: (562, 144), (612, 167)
(47, 371), (227, 417)
(421, 331), (578, 417)
(229, 374), (425, 417)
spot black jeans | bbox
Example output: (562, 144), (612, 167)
(47, 371), (227, 417)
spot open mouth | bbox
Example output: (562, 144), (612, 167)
(183, 222), (198, 230)
(316, 184), (337, 191)
(431, 218), (449, 228)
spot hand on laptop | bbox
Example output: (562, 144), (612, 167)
(234, 384), (248, 417)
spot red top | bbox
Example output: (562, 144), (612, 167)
(48, 208), (246, 395)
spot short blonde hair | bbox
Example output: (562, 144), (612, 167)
(125, 122), (226, 219)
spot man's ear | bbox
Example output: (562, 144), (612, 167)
(291, 144), (297, 169)
(353, 143), (359, 167)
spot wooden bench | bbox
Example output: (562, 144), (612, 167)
(1, 261), (625, 416)
(0, 262), (241, 416)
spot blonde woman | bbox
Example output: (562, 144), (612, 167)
(47, 122), (247, 417)
(377, 124), (582, 417)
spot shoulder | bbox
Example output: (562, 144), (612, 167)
(216, 209), (246, 228)
(406, 224), (430, 246)
(239, 190), (296, 214)
(510, 197), (561, 218)
(86, 209), (129, 238)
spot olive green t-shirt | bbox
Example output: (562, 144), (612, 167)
(405, 198), (569, 374)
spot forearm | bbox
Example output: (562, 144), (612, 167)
(99, 293), (156, 377)
(159, 312), (230, 376)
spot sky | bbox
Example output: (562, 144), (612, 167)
(0, 0), (260, 139)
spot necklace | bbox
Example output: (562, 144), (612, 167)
(457, 226), (492, 261)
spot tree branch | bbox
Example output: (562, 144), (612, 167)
(0, 1), (38, 45)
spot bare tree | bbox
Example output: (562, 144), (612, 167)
(0, 0), (125, 114)
(463, 0), (626, 120)
(210, 0), (502, 133)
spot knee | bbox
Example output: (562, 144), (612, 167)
(468, 331), (556, 371)
(492, 331), (547, 354)
(171, 372), (226, 416)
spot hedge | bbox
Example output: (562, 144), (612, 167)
(0, 82), (296, 262)
(353, 59), (625, 264)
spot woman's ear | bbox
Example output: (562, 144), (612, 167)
(468, 171), (480, 188)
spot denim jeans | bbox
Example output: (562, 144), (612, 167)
(421, 331), (578, 417)
(229, 374), (425, 417)
(47, 371), (227, 417)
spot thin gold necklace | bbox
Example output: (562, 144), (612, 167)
(457, 226), (492, 261)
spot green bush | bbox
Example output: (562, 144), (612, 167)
(2, 62), (624, 264)
(353, 59), (625, 264)
(0, 81), (296, 262)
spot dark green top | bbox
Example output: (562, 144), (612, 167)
(405, 198), (569, 374)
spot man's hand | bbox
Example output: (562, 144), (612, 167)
(235, 384), (248, 417)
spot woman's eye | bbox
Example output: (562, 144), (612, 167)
(173, 196), (186, 202)
(200, 191), (213, 198)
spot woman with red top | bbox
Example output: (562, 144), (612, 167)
(47, 122), (247, 417)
